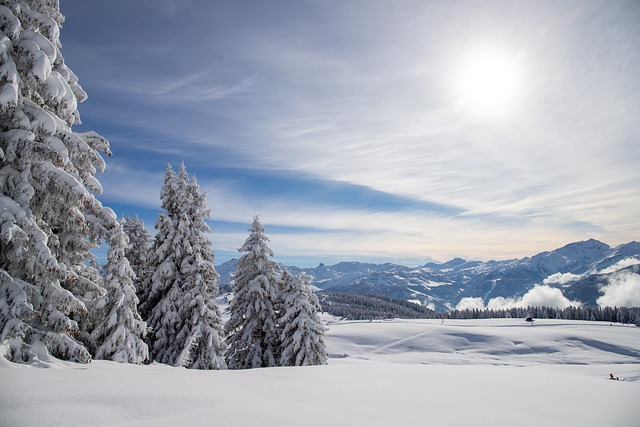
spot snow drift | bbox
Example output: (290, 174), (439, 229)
(2, 318), (639, 426)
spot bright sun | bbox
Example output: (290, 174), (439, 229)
(456, 49), (520, 114)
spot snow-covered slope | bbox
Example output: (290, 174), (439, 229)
(2, 319), (639, 426)
(325, 318), (640, 365)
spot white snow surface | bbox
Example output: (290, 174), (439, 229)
(2, 318), (639, 426)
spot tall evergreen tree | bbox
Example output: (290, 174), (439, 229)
(0, 0), (121, 363)
(86, 226), (148, 363)
(142, 163), (225, 369)
(138, 165), (177, 318)
(225, 216), (281, 369)
(278, 270), (327, 366)
(121, 215), (152, 295)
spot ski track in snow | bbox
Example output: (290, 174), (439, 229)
(1, 318), (639, 427)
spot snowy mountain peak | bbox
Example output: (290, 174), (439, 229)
(555, 238), (609, 256)
(443, 257), (467, 267)
(527, 238), (611, 275)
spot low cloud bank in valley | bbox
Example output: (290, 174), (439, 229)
(488, 285), (581, 309)
(543, 272), (582, 285)
(597, 271), (640, 307)
(455, 297), (485, 310)
(456, 285), (581, 311)
(598, 257), (640, 275)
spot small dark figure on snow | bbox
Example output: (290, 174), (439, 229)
(609, 374), (619, 381)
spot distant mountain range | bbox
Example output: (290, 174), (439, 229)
(216, 239), (640, 311)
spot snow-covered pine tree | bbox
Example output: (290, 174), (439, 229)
(278, 270), (327, 366)
(142, 163), (226, 369)
(225, 216), (281, 369)
(86, 226), (148, 364)
(138, 165), (177, 319)
(0, 0), (120, 363)
(173, 172), (226, 369)
(121, 215), (152, 296)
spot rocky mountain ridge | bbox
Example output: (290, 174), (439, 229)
(217, 239), (640, 311)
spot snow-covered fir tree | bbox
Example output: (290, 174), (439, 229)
(225, 216), (281, 369)
(174, 173), (226, 369)
(142, 163), (226, 369)
(278, 270), (327, 366)
(138, 165), (177, 318)
(121, 215), (152, 295)
(85, 226), (148, 364)
(0, 0), (125, 363)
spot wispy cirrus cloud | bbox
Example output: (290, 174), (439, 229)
(64, 0), (640, 266)
(97, 162), (603, 267)
(111, 70), (258, 103)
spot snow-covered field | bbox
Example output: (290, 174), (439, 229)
(2, 318), (639, 426)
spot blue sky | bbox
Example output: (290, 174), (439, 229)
(60, 0), (640, 267)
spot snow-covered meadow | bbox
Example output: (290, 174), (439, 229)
(2, 318), (639, 426)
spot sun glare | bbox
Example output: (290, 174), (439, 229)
(456, 48), (520, 115)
